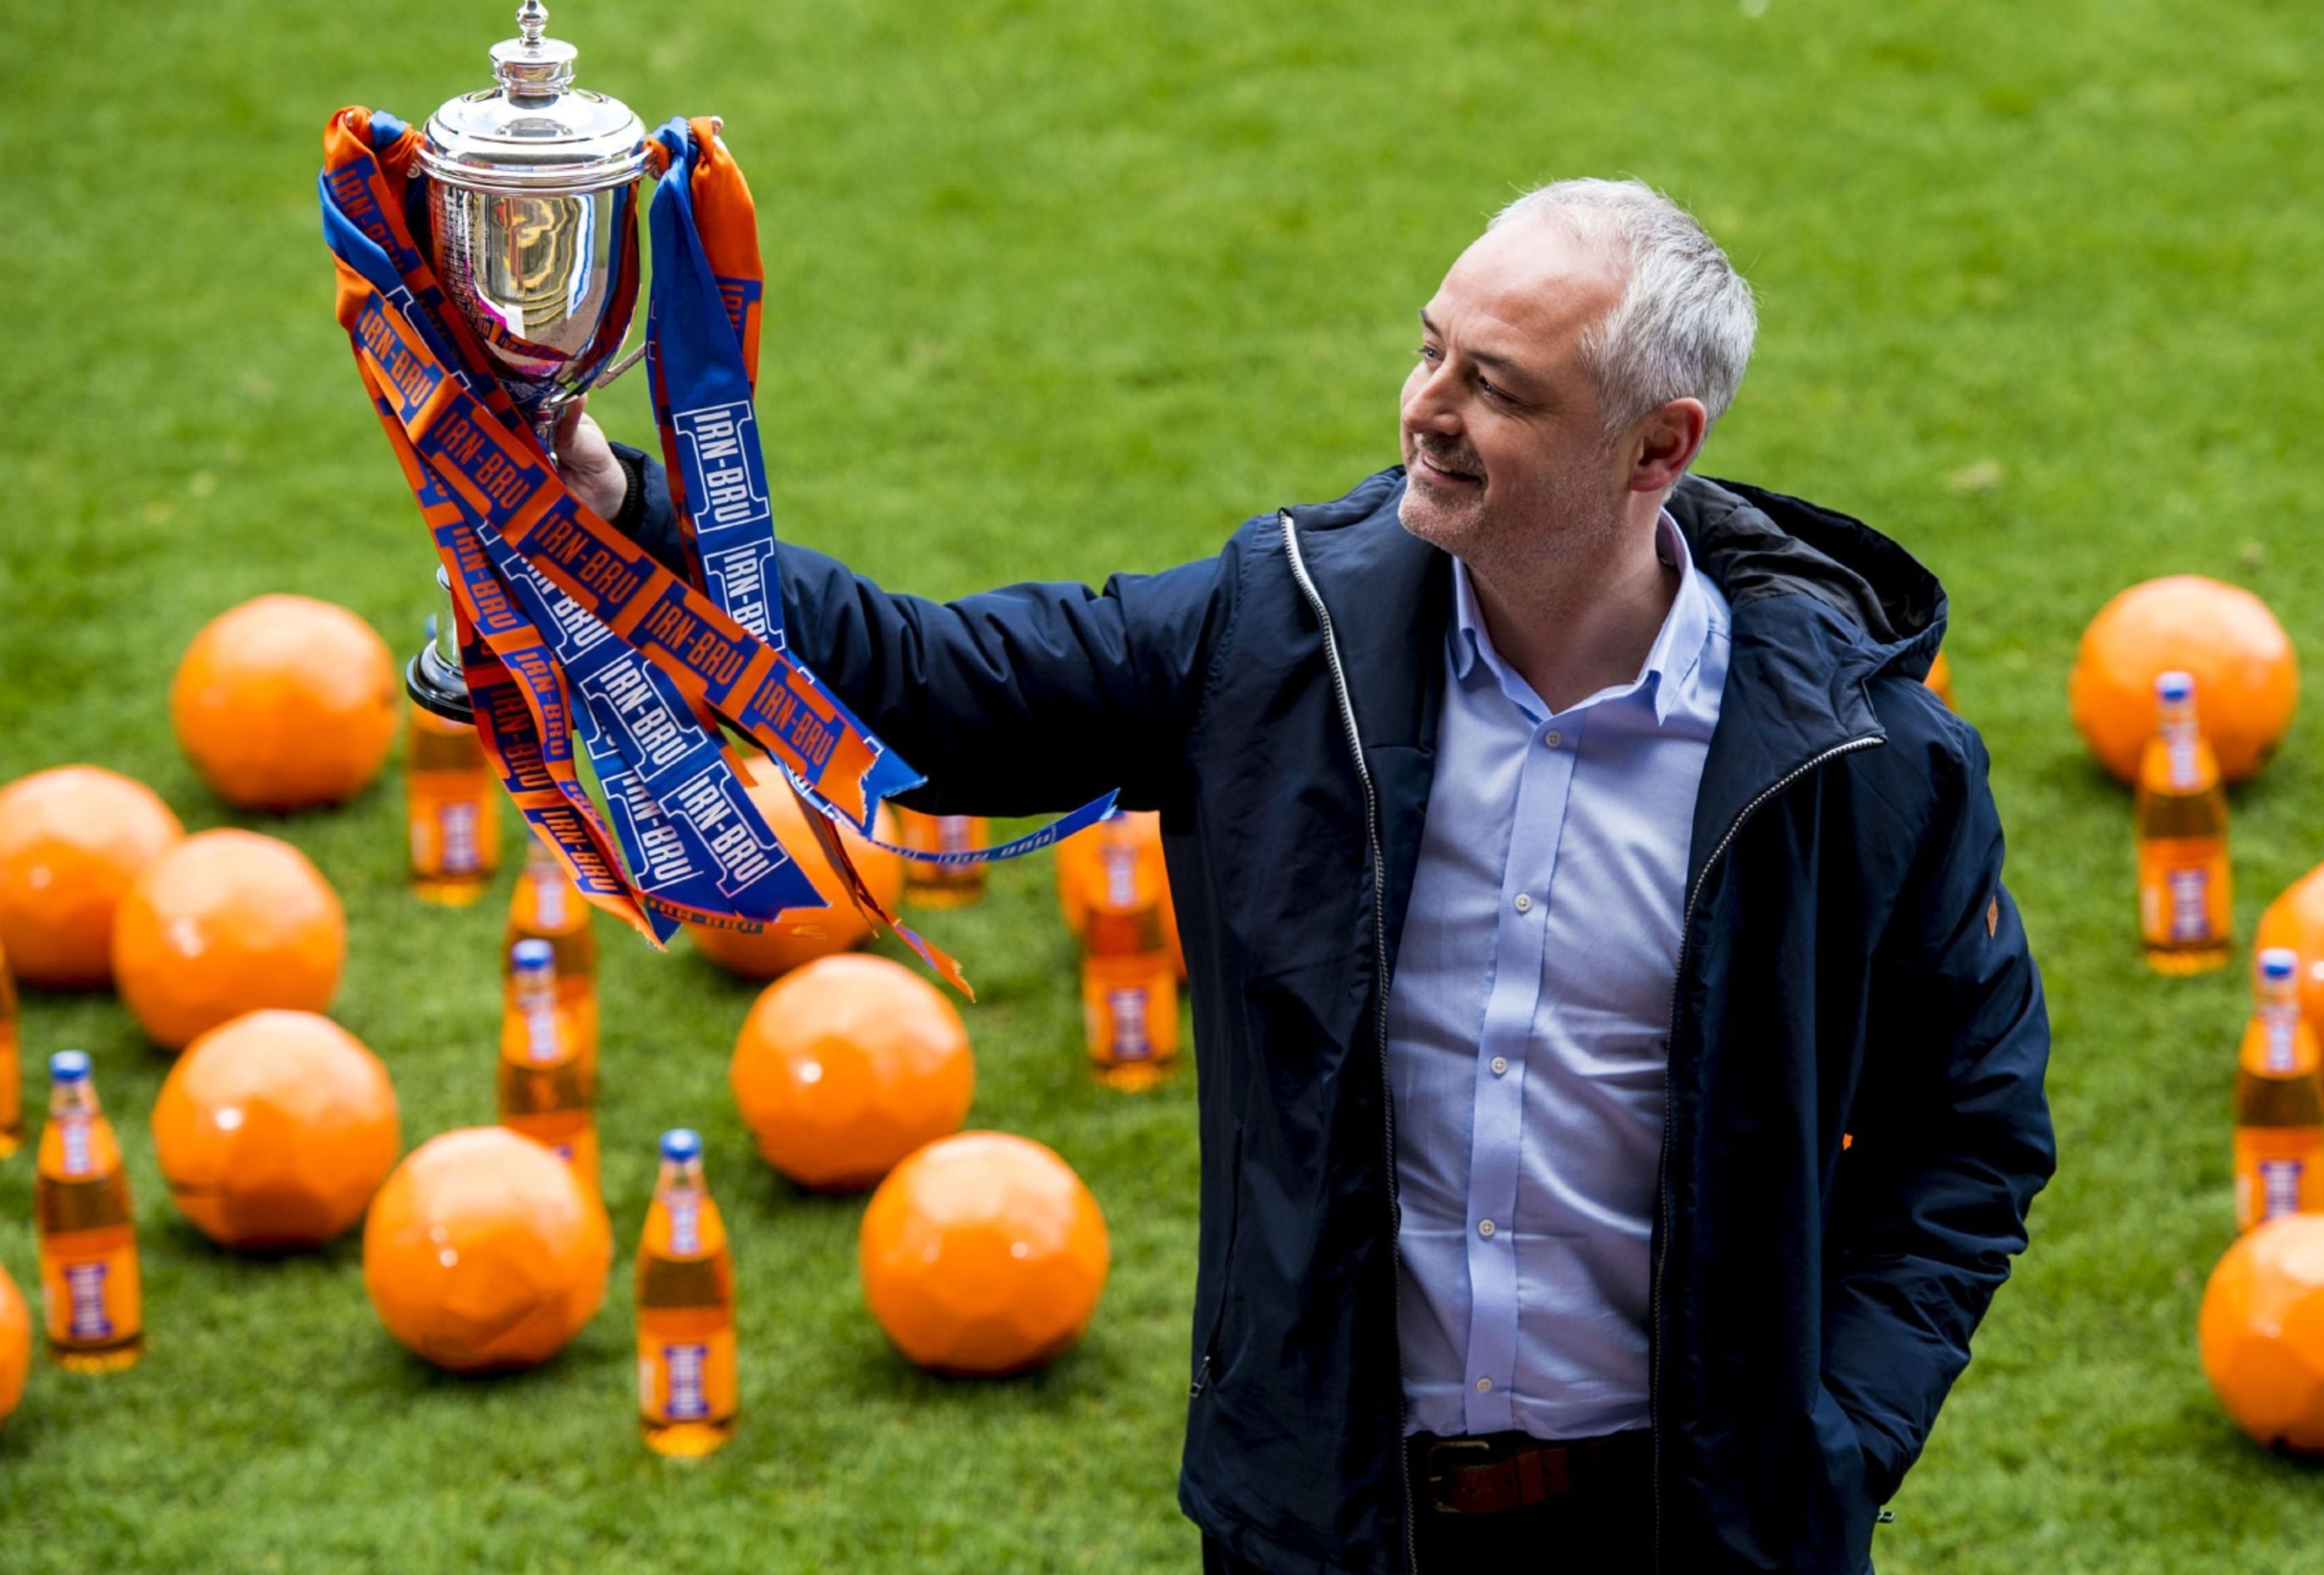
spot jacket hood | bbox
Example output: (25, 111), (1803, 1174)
(1673, 473), (1948, 683)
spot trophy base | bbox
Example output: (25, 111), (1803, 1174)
(406, 570), (474, 724)
(405, 644), (474, 725)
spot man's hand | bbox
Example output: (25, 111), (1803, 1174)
(553, 401), (629, 521)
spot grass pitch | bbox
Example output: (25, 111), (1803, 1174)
(4, 0), (2322, 1568)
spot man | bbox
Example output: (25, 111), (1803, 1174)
(560, 179), (2052, 1574)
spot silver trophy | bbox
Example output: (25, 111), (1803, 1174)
(405, 0), (651, 721)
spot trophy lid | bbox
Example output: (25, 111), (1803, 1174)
(418, 1), (647, 194)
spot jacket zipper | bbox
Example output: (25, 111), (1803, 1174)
(1190, 1130), (1245, 1398)
(1279, 511), (1422, 1575)
(1648, 732), (1884, 1573)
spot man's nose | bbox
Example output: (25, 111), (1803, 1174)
(1403, 362), (1464, 433)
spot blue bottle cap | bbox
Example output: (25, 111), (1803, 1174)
(661, 1128), (704, 1164)
(2261, 948), (2300, 983)
(511, 938), (555, 974)
(49, 1049), (92, 1083)
(2156, 671), (2195, 703)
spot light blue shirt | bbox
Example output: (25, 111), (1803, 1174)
(1384, 513), (1731, 1440)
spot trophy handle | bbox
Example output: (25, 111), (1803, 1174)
(596, 335), (647, 387)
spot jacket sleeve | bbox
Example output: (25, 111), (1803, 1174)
(607, 443), (1231, 815)
(1824, 718), (2056, 1504)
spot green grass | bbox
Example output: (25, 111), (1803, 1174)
(3, 0), (2322, 1567)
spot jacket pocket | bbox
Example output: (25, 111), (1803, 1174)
(1190, 1126), (1246, 1398)
(1811, 1382), (1880, 1568)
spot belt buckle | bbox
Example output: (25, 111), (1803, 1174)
(1422, 1437), (1496, 1514)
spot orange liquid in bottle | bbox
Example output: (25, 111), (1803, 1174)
(499, 941), (598, 1199)
(2235, 948), (2324, 1230)
(37, 1052), (142, 1371)
(2135, 672), (2230, 974)
(408, 705), (501, 906)
(637, 1130), (737, 1457)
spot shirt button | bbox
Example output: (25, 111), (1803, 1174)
(1477, 1219), (1496, 1238)
(1475, 1376), (1494, 1394)
(1543, 731), (1563, 749)
(1512, 893), (1533, 914)
(1490, 1056), (1509, 1075)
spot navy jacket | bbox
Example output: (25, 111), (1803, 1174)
(619, 452), (2055, 1574)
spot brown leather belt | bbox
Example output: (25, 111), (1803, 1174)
(1408, 1427), (1653, 1516)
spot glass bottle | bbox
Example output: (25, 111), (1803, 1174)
(36, 1051), (142, 1371)
(636, 1128), (737, 1456)
(2235, 947), (2324, 1230)
(408, 704), (501, 905)
(498, 938), (598, 1198)
(2135, 670), (2231, 973)
(1080, 838), (1180, 1090)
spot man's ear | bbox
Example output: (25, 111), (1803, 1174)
(1629, 397), (1709, 494)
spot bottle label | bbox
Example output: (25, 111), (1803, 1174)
(670, 1194), (701, 1257)
(2167, 867), (2210, 943)
(640, 1329), (738, 1425)
(2267, 1013), (2301, 1074)
(41, 1241), (140, 1348)
(2234, 1127), (2324, 1231)
(525, 1001), (562, 1063)
(60, 1113), (94, 1179)
(1102, 845), (1138, 909)
(66, 1262), (112, 1340)
(1108, 987), (1152, 1061)
(666, 1343), (710, 1420)
(440, 800), (482, 875)
(2167, 733), (2201, 791)
(536, 870), (568, 929)
(939, 817), (973, 854)
(2262, 1159), (2305, 1222)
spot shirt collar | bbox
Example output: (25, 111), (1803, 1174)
(1451, 509), (1716, 726)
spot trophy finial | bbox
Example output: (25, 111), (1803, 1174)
(490, 0), (577, 94)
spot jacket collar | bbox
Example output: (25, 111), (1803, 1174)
(1283, 466), (1948, 918)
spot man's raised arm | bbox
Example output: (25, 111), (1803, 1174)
(558, 415), (1236, 818)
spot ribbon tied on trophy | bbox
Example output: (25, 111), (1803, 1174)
(318, 4), (1117, 994)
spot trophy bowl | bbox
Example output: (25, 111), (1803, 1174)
(405, 0), (650, 721)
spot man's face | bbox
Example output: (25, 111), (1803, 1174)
(1397, 215), (1633, 564)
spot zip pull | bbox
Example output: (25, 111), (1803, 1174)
(1876, 1509), (1896, 1525)
(1189, 1354), (1213, 1398)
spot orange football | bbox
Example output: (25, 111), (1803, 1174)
(171, 593), (400, 810)
(730, 952), (974, 1191)
(859, 1130), (1109, 1376)
(2201, 1214), (2324, 1453)
(154, 1010), (400, 1250)
(0, 765), (184, 990)
(0, 1258), (27, 1427)
(362, 1127), (611, 1374)
(688, 781), (903, 980)
(112, 829), (346, 1051)
(2069, 576), (2297, 784)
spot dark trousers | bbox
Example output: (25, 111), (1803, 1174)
(1200, 1434), (1654, 1573)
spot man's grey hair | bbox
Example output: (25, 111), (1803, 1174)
(1488, 179), (1757, 437)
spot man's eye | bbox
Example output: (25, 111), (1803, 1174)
(1479, 378), (1505, 401)
(1417, 343), (1440, 362)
